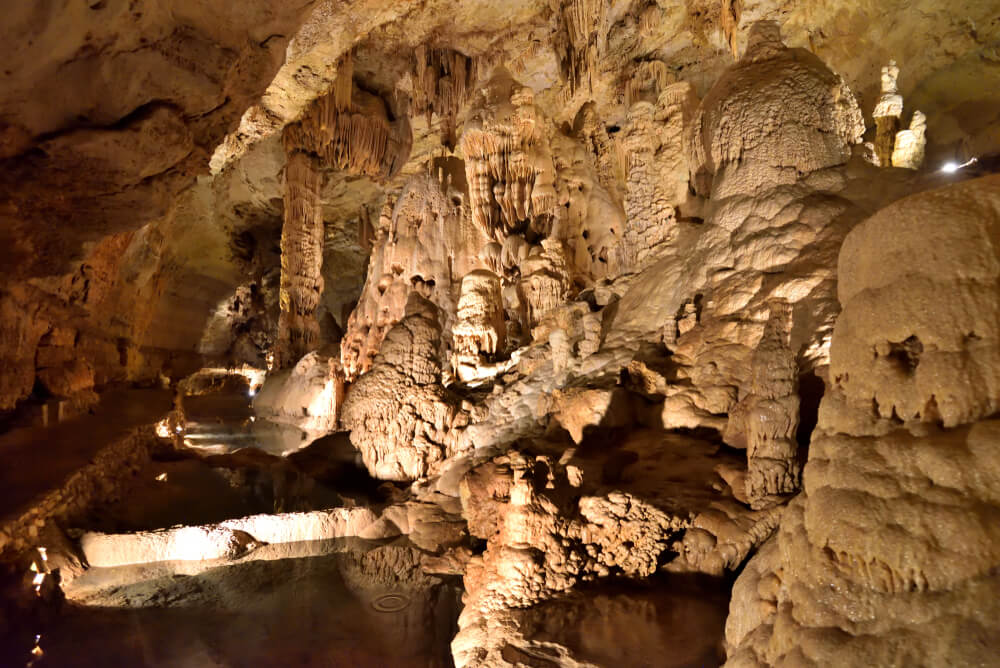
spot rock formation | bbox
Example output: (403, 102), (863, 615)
(1, 3), (998, 667)
(724, 301), (801, 509)
(340, 294), (468, 481)
(461, 70), (557, 242)
(614, 81), (700, 276)
(872, 60), (904, 167)
(892, 110), (928, 170)
(725, 173), (1000, 668)
(341, 163), (491, 380)
(274, 149), (325, 368)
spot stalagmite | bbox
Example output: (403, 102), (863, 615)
(724, 301), (801, 509)
(872, 60), (903, 167)
(340, 294), (468, 481)
(892, 109), (927, 169)
(519, 238), (572, 328)
(725, 175), (1000, 668)
(341, 163), (491, 380)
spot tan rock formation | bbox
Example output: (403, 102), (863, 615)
(460, 70), (557, 242)
(274, 149), (325, 368)
(340, 294), (468, 481)
(454, 451), (688, 666)
(252, 351), (345, 441)
(341, 164), (491, 379)
(872, 60), (903, 167)
(725, 175), (1000, 667)
(611, 21), (866, 438)
(519, 238), (573, 329)
(688, 21), (864, 199)
(411, 45), (480, 148)
(451, 270), (509, 384)
(724, 301), (801, 509)
(892, 109), (927, 169)
(3, 3), (999, 666)
(282, 54), (412, 181)
(614, 81), (700, 276)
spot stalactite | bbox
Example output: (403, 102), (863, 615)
(357, 205), (374, 254)
(412, 45), (479, 148)
(283, 54), (412, 181)
(460, 74), (556, 242)
(275, 148), (325, 369)
(624, 59), (674, 107)
(556, 0), (606, 97)
(721, 0), (743, 58)
(333, 51), (354, 113)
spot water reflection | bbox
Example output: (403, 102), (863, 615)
(508, 574), (729, 668)
(37, 539), (461, 667)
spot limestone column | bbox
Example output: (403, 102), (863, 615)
(872, 61), (903, 167)
(274, 147), (324, 369)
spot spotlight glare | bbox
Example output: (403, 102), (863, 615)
(941, 157), (978, 174)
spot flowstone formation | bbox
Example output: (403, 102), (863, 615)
(340, 294), (468, 481)
(725, 174), (1000, 668)
(341, 163), (490, 380)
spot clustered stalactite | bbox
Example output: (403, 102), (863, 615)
(461, 71), (557, 242)
(555, 0), (606, 97)
(623, 59), (673, 108)
(283, 53), (412, 182)
(411, 45), (480, 148)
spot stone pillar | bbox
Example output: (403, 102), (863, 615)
(872, 61), (903, 167)
(275, 148), (324, 369)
